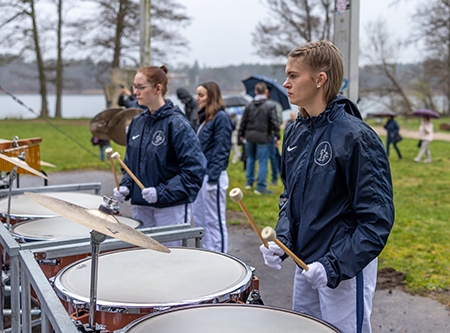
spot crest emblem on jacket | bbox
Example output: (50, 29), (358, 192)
(152, 131), (165, 146)
(314, 141), (332, 166)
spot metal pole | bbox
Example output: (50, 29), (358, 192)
(140, 0), (151, 67)
(88, 230), (106, 329)
(333, 0), (360, 103)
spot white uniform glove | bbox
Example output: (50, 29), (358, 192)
(259, 241), (284, 270)
(113, 186), (130, 203)
(302, 262), (327, 289)
(142, 187), (158, 204)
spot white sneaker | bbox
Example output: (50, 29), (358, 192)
(244, 185), (252, 190)
(413, 158), (420, 163)
(423, 159), (431, 163)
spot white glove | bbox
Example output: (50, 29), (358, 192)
(259, 241), (284, 270)
(113, 186), (130, 203)
(142, 187), (158, 204)
(302, 262), (327, 289)
(206, 182), (217, 192)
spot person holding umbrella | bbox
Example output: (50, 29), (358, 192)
(383, 115), (402, 159)
(414, 116), (434, 163)
(259, 40), (394, 333)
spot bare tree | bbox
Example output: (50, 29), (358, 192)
(411, 0), (450, 114)
(252, 0), (333, 62)
(361, 19), (413, 114)
(0, 0), (50, 117)
(78, 0), (191, 71)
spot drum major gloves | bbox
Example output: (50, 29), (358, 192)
(113, 186), (130, 203)
(142, 187), (158, 204)
(302, 262), (327, 289)
(259, 241), (284, 270)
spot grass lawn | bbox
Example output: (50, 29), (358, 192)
(2, 117), (450, 304)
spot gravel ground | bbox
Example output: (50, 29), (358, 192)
(5, 170), (450, 332)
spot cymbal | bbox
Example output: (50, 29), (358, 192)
(89, 108), (123, 140)
(0, 153), (50, 180)
(40, 160), (57, 168)
(107, 108), (143, 145)
(24, 192), (170, 253)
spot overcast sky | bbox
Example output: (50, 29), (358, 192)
(175, 0), (421, 68)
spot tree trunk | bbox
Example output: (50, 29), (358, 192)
(55, 0), (63, 118)
(112, 0), (126, 68)
(29, 0), (49, 118)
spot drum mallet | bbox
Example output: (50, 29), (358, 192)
(105, 148), (120, 189)
(110, 152), (145, 190)
(229, 188), (268, 248)
(261, 226), (309, 271)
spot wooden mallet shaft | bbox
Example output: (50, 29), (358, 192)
(261, 226), (309, 271)
(229, 188), (268, 248)
(111, 152), (145, 190)
(105, 148), (120, 189)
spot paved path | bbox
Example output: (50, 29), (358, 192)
(372, 126), (450, 141)
(6, 171), (450, 332)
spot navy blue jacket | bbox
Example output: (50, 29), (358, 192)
(196, 109), (233, 184)
(384, 118), (400, 143)
(120, 100), (207, 208)
(276, 96), (394, 288)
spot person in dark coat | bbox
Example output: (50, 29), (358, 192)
(259, 40), (394, 333)
(176, 87), (199, 128)
(113, 66), (206, 246)
(192, 81), (233, 253)
(384, 115), (402, 159)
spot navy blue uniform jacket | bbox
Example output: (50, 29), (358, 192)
(120, 100), (206, 208)
(276, 96), (394, 288)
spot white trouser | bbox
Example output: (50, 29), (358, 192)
(131, 203), (192, 247)
(192, 171), (229, 253)
(292, 258), (378, 333)
(416, 140), (431, 161)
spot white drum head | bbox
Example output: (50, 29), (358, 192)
(54, 248), (252, 310)
(121, 304), (341, 332)
(0, 192), (106, 219)
(11, 216), (141, 241)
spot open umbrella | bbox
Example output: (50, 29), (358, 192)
(367, 110), (397, 118)
(413, 109), (440, 119)
(242, 75), (290, 110)
(223, 95), (251, 107)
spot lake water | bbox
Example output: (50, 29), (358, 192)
(0, 94), (185, 119)
(0, 93), (386, 120)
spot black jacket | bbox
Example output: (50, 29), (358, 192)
(176, 88), (199, 128)
(239, 97), (280, 144)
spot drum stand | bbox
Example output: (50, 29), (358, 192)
(74, 198), (117, 333)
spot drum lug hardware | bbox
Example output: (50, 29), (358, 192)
(34, 252), (46, 260)
(73, 320), (109, 333)
(246, 289), (264, 305)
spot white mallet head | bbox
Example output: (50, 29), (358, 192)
(229, 188), (243, 202)
(261, 226), (277, 242)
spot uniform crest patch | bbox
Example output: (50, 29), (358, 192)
(314, 141), (332, 166)
(152, 131), (165, 146)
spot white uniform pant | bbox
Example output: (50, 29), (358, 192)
(192, 172), (229, 253)
(292, 258), (378, 333)
(131, 203), (192, 247)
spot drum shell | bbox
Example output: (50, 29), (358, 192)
(118, 304), (343, 333)
(54, 248), (254, 332)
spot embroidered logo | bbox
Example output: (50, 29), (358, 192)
(131, 134), (140, 140)
(152, 131), (165, 146)
(314, 141), (332, 166)
(287, 145), (297, 152)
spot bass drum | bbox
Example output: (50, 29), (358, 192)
(53, 248), (253, 332)
(117, 304), (343, 333)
